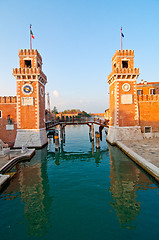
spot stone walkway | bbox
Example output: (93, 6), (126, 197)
(121, 138), (159, 168)
(0, 149), (35, 173)
(116, 138), (159, 182)
(0, 149), (35, 191)
(0, 150), (22, 170)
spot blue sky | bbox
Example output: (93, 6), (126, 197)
(0, 0), (159, 113)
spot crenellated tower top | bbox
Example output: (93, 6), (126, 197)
(18, 49), (42, 70)
(108, 49), (139, 84)
(13, 49), (47, 85)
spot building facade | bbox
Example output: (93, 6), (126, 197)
(107, 50), (159, 144)
(0, 49), (48, 148)
(0, 96), (17, 147)
(137, 81), (159, 138)
(107, 50), (143, 144)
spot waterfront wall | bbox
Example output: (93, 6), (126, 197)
(0, 96), (17, 146)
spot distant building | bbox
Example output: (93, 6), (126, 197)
(56, 113), (80, 119)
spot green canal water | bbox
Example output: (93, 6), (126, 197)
(0, 125), (159, 240)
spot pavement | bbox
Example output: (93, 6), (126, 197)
(116, 138), (159, 182)
(120, 138), (159, 168)
(0, 150), (22, 170)
(0, 148), (35, 191)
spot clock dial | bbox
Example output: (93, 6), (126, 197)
(40, 86), (44, 97)
(122, 83), (131, 92)
(22, 84), (33, 95)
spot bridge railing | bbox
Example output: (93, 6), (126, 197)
(45, 117), (109, 129)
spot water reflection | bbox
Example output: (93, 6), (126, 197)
(2, 147), (53, 237)
(108, 144), (157, 229)
(48, 142), (107, 167)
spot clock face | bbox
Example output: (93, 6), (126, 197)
(40, 86), (44, 97)
(22, 84), (33, 95)
(122, 83), (131, 92)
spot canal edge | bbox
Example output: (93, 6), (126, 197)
(116, 141), (159, 182)
(0, 149), (35, 191)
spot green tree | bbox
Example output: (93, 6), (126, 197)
(52, 106), (58, 114)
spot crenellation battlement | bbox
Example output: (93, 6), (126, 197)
(114, 67), (139, 74)
(138, 94), (159, 102)
(108, 67), (139, 81)
(112, 49), (134, 62)
(13, 67), (47, 83)
(0, 96), (17, 103)
(13, 67), (41, 75)
(19, 49), (42, 61)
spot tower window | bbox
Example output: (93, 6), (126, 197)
(0, 110), (2, 118)
(24, 60), (32, 68)
(122, 60), (128, 68)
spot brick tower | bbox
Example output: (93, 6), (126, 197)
(107, 50), (143, 144)
(13, 49), (47, 147)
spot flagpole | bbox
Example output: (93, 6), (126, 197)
(121, 27), (123, 50)
(30, 24), (32, 50)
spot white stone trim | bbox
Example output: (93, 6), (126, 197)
(16, 79), (46, 87)
(36, 81), (40, 128)
(109, 78), (137, 87)
(122, 83), (131, 92)
(14, 128), (47, 148)
(109, 126), (141, 129)
(0, 103), (16, 105)
(16, 127), (46, 132)
(113, 55), (133, 63)
(107, 126), (143, 144)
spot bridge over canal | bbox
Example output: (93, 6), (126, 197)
(46, 117), (109, 130)
(45, 117), (109, 150)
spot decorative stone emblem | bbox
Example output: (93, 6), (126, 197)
(122, 83), (131, 92)
(40, 86), (44, 97)
(22, 84), (33, 95)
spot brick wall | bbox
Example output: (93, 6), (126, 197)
(117, 80), (139, 127)
(138, 94), (159, 133)
(0, 97), (17, 147)
(17, 81), (38, 129)
(38, 82), (45, 129)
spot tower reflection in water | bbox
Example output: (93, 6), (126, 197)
(108, 144), (156, 229)
(3, 147), (53, 237)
